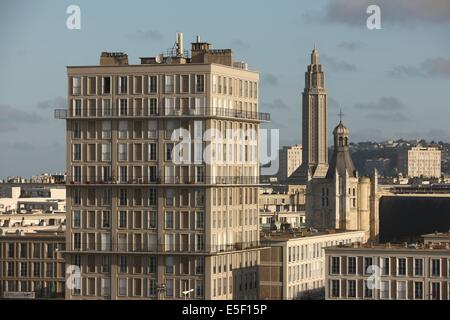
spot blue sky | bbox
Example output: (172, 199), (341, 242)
(0, 0), (449, 177)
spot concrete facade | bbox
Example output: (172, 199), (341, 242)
(260, 229), (365, 300)
(58, 35), (269, 300)
(325, 241), (450, 300)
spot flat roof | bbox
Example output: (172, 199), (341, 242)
(260, 229), (364, 242)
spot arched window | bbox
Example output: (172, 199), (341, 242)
(339, 137), (343, 146)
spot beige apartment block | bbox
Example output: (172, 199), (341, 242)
(55, 34), (270, 300)
(398, 146), (441, 178)
(325, 241), (450, 300)
(278, 145), (302, 182)
(0, 229), (66, 299)
(259, 229), (365, 300)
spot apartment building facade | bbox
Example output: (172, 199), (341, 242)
(56, 35), (269, 300)
(0, 230), (66, 299)
(277, 145), (302, 182)
(259, 229), (365, 300)
(398, 146), (441, 178)
(325, 242), (450, 300)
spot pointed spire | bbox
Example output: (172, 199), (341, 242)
(338, 108), (344, 124)
(311, 45), (319, 64)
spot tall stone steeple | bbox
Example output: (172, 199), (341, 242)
(290, 47), (329, 183)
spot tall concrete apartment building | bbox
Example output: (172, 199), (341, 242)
(398, 146), (441, 178)
(277, 145), (302, 182)
(56, 34), (270, 300)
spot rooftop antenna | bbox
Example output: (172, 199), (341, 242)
(175, 32), (184, 57)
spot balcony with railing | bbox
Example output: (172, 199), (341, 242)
(54, 106), (270, 122)
(65, 240), (263, 255)
(66, 175), (260, 185)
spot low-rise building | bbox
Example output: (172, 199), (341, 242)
(325, 241), (450, 300)
(0, 185), (66, 214)
(0, 228), (66, 299)
(0, 199), (67, 299)
(259, 229), (365, 300)
(259, 187), (305, 230)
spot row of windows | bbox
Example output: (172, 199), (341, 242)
(71, 232), (206, 253)
(288, 262), (324, 282)
(70, 188), (205, 208)
(71, 254), (204, 276)
(288, 238), (362, 263)
(211, 209), (258, 229)
(1, 280), (63, 298)
(0, 242), (64, 259)
(330, 256), (449, 277)
(212, 75), (257, 99)
(71, 74), (205, 96)
(330, 279), (450, 300)
(4, 261), (63, 278)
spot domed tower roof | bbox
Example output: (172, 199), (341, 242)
(333, 121), (350, 136)
(325, 111), (357, 179)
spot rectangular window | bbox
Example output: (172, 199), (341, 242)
(102, 211), (111, 228)
(73, 144), (81, 161)
(119, 188), (128, 206)
(72, 76), (81, 95)
(165, 256), (174, 274)
(431, 282), (441, 300)
(347, 257), (357, 275)
(196, 234), (205, 251)
(347, 280), (356, 298)
(73, 121), (81, 139)
(195, 74), (205, 92)
(380, 280), (390, 299)
(119, 120), (128, 139)
(102, 143), (111, 161)
(164, 75), (174, 93)
(181, 75), (189, 93)
(165, 143), (174, 161)
(148, 99), (158, 115)
(148, 120), (157, 138)
(119, 144), (128, 161)
(414, 258), (423, 276)
(363, 280), (373, 298)
(102, 76), (111, 94)
(102, 121), (111, 139)
(414, 282), (423, 300)
(119, 256), (127, 273)
(119, 76), (128, 94)
(397, 258), (407, 276)
(119, 211), (127, 228)
(331, 280), (340, 298)
(72, 210), (81, 228)
(195, 211), (204, 229)
(397, 281), (407, 299)
(381, 257), (389, 275)
(149, 76), (157, 93)
(331, 257), (340, 274)
(364, 257), (373, 275)
(148, 143), (157, 161)
(431, 259), (441, 277)
(147, 211), (156, 229)
(118, 278), (127, 296)
(165, 211), (174, 229)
